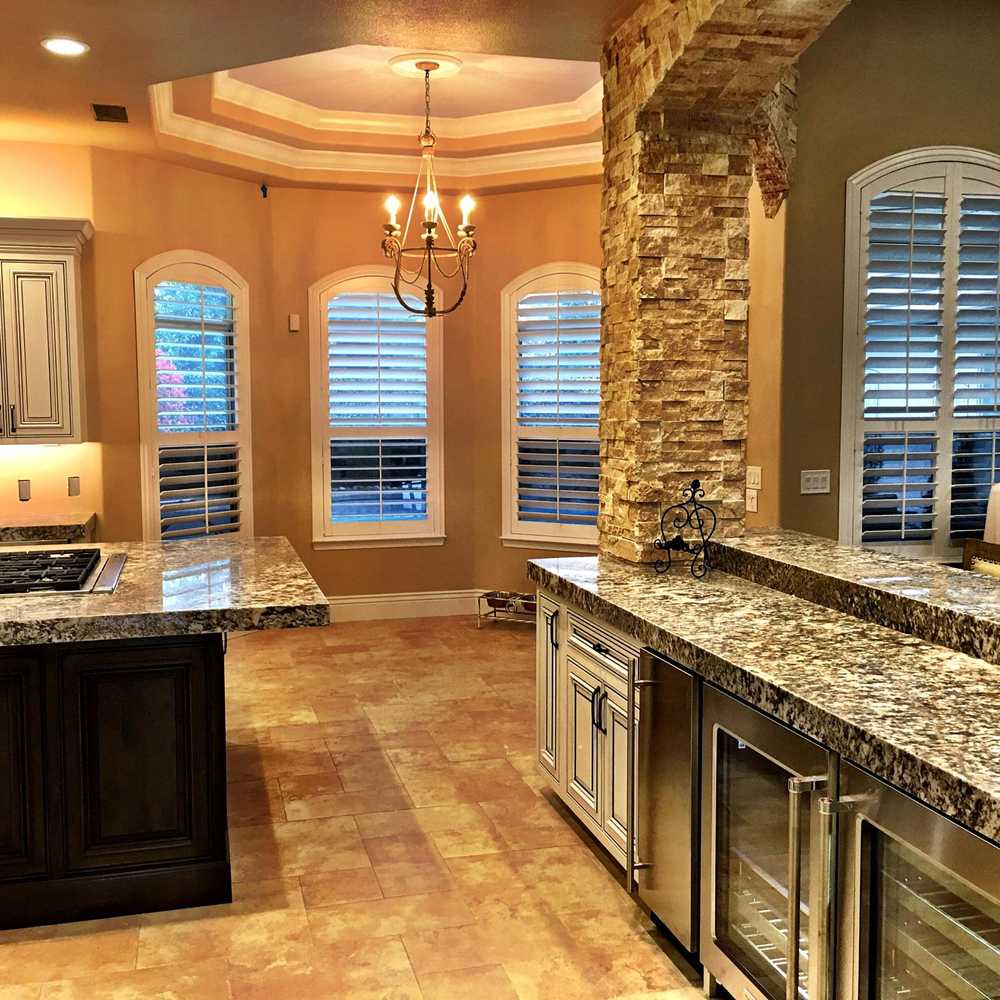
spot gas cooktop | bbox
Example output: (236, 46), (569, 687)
(0, 548), (103, 594)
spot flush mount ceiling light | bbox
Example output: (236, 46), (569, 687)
(381, 57), (477, 318)
(41, 37), (90, 57)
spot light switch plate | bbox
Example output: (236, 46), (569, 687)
(800, 469), (831, 495)
(288, 313), (301, 333)
(746, 465), (762, 490)
(746, 487), (758, 513)
(67, 476), (81, 497)
(17, 479), (30, 502)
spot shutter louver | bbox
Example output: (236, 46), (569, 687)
(517, 438), (599, 525)
(954, 196), (1000, 418)
(950, 430), (1000, 539)
(328, 292), (427, 427)
(516, 290), (600, 427)
(154, 281), (237, 433)
(330, 438), (428, 523)
(158, 444), (241, 540)
(861, 431), (937, 542)
(863, 192), (946, 420)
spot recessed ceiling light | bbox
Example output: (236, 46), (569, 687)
(41, 37), (90, 57)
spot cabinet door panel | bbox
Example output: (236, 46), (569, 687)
(536, 596), (561, 782)
(602, 687), (630, 854)
(61, 643), (219, 872)
(0, 657), (47, 878)
(565, 657), (602, 823)
(1, 260), (72, 438)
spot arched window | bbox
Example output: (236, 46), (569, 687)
(134, 251), (253, 541)
(309, 266), (444, 547)
(840, 148), (1000, 560)
(501, 263), (601, 547)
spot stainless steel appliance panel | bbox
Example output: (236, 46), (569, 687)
(834, 761), (1000, 1000)
(633, 647), (701, 953)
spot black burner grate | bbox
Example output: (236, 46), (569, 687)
(0, 549), (101, 594)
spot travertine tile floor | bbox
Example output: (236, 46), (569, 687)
(0, 617), (702, 999)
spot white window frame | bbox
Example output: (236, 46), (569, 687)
(500, 262), (600, 550)
(134, 250), (254, 542)
(840, 146), (1000, 560)
(309, 265), (445, 549)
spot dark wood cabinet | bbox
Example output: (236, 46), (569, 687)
(0, 634), (231, 930)
(0, 655), (47, 879)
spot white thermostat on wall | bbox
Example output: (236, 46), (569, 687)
(800, 469), (831, 495)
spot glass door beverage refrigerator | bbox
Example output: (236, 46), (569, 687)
(701, 685), (836, 1000)
(832, 761), (1000, 1000)
(701, 684), (1000, 1000)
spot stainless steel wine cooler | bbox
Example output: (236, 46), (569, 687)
(701, 686), (838, 1000)
(833, 761), (1000, 1000)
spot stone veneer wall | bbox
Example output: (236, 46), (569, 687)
(599, 0), (849, 562)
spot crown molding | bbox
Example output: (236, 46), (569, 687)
(151, 83), (602, 181)
(212, 70), (603, 140)
(0, 217), (94, 253)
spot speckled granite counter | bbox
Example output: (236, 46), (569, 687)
(0, 535), (329, 645)
(0, 511), (96, 544)
(713, 529), (1000, 664)
(529, 554), (1000, 843)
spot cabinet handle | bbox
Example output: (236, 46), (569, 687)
(592, 640), (611, 657)
(549, 610), (559, 650)
(9, 405), (15, 434)
(590, 686), (601, 730)
(597, 691), (608, 734)
(787, 775), (827, 1000)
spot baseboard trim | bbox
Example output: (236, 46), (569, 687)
(329, 588), (489, 622)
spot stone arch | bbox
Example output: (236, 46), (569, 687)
(599, 0), (850, 561)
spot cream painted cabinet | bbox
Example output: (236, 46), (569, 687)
(565, 654), (603, 824)
(536, 593), (562, 782)
(535, 588), (641, 867)
(0, 220), (92, 444)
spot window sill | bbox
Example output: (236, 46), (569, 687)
(313, 534), (446, 551)
(500, 534), (599, 553)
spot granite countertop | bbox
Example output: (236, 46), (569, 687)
(0, 511), (96, 543)
(714, 529), (1000, 664)
(529, 554), (1000, 843)
(0, 535), (329, 645)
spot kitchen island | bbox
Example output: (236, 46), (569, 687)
(529, 540), (1000, 1000)
(0, 535), (328, 930)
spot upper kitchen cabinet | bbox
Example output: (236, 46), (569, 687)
(0, 219), (93, 444)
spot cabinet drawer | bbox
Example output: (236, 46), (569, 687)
(567, 611), (638, 682)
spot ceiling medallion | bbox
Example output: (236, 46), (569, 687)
(381, 59), (477, 318)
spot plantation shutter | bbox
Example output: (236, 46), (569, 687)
(326, 291), (433, 529)
(862, 191), (946, 420)
(848, 158), (1000, 558)
(149, 277), (249, 541)
(514, 289), (600, 529)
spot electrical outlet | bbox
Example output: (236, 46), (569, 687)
(746, 487), (758, 513)
(17, 479), (30, 502)
(800, 469), (831, 495)
(746, 465), (762, 490)
(67, 476), (81, 497)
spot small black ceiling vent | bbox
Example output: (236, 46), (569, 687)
(91, 104), (128, 123)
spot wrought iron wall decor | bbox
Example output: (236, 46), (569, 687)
(653, 479), (717, 578)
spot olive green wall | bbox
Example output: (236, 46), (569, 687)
(780, 0), (1000, 536)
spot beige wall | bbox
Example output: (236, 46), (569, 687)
(746, 181), (785, 528)
(781, 0), (1000, 536)
(0, 140), (599, 595)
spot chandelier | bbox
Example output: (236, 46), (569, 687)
(381, 59), (477, 318)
